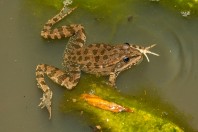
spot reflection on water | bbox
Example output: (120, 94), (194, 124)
(0, 0), (198, 131)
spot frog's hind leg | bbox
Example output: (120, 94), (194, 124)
(36, 64), (80, 119)
(41, 3), (86, 42)
(41, 5), (75, 39)
(41, 2), (86, 51)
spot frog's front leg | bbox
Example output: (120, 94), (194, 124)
(108, 72), (120, 87)
(36, 64), (80, 119)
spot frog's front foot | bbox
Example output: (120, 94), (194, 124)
(107, 80), (116, 88)
(38, 90), (53, 119)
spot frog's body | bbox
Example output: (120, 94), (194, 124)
(36, 2), (159, 119)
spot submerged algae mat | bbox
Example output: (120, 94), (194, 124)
(32, 0), (198, 17)
(60, 75), (188, 131)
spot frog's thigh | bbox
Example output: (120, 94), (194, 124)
(36, 64), (80, 90)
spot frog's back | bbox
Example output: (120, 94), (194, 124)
(64, 43), (110, 63)
(63, 43), (125, 75)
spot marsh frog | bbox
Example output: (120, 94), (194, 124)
(36, 1), (159, 119)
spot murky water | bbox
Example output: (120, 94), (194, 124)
(0, 0), (198, 131)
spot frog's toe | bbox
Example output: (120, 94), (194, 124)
(105, 81), (117, 88)
(38, 90), (53, 119)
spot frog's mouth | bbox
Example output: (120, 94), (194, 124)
(133, 44), (159, 62)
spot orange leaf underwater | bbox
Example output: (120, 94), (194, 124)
(80, 94), (133, 113)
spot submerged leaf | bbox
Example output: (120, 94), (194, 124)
(81, 93), (133, 113)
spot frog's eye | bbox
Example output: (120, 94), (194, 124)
(124, 42), (130, 46)
(123, 43), (130, 49)
(123, 57), (130, 63)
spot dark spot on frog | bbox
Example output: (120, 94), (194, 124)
(45, 23), (53, 27)
(42, 28), (48, 32)
(47, 34), (52, 39)
(92, 49), (98, 55)
(36, 74), (44, 78)
(53, 17), (58, 22)
(77, 51), (81, 55)
(106, 46), (112, 51)
(59, 31), (65, 37)
(40, 80), (46, 85)
(36, 66), (42, 72)
(66, 26), (75, 34)
(57, 74), (67, 83)
(69, 76), (73, 82)
(53, 34), (59, 39)
(85, 56), (90, 61)
(84, 49), (88, 54)
(113, 49), (119, 54)
(72, 44), (81, 49)
(76, 38), (85, 45)
(72, 56), (76, 60)
(88, 44), (93, 48)
(103, 55), (108, 60)
(70, 70), (80, 74)
(78, 56), (82, 62)
(96, 44), (100, 48)
(68, 56), (71, 60)
(103, 44), (108, 49)
(48, 69), (57, 77)
(100, 49), (105, 55)
(94, 56), (100, 62)
(70, 52), (75, 55)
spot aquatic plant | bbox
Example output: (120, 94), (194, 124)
(150, 0), (198, 17)
(60, 75), (188, 131)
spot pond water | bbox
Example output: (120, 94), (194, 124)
(0, 0), (198, 131)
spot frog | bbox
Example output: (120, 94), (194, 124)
(35, 1), (159, 119)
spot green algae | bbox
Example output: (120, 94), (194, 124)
(27, 0), (198, 40)
(149, 0), (198, 16)
(30, 0), (198, 18)
(60, 75), (192, 131)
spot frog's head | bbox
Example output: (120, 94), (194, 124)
(114, 43), (159, 72)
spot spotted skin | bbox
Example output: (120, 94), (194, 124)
(36, 4), (159, 119)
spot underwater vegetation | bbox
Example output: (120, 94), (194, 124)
(32, 0), (198, 17)
(60, 75), (193, 131)
(150, 0), (198, 17)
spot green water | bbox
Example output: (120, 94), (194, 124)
(0, 0), (198, 131)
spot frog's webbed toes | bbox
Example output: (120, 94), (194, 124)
(38, 90), (53, 119)
(135, 44), (159, 62)
(63, 0), (73, 6)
